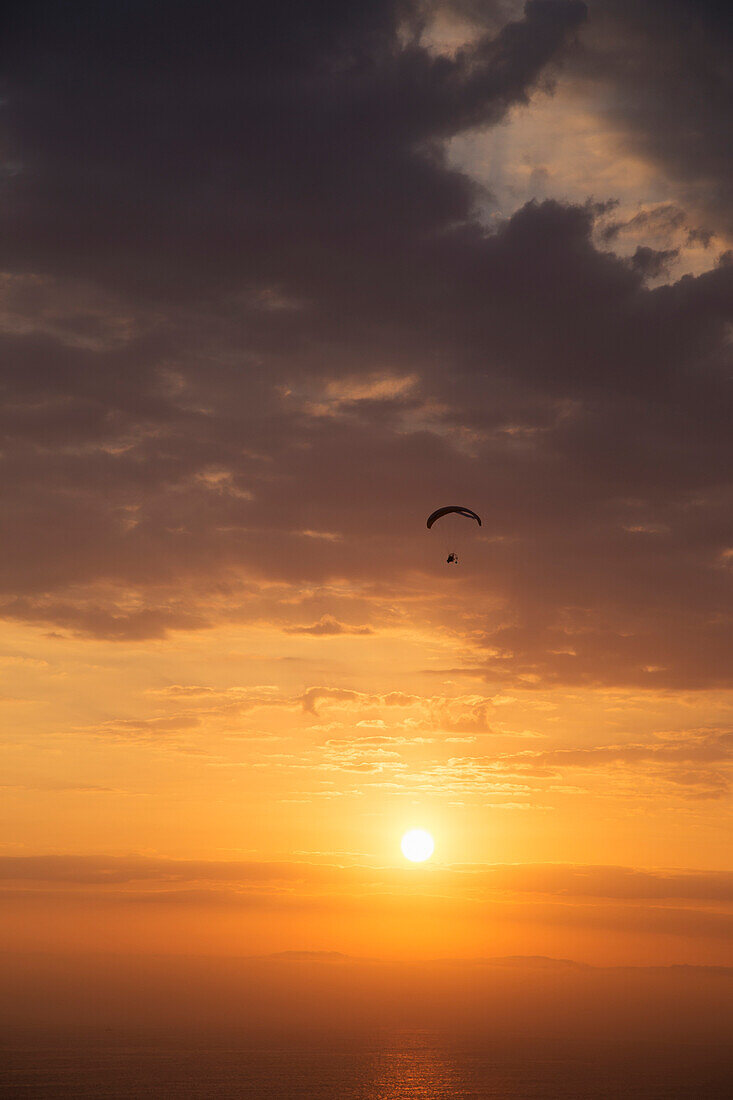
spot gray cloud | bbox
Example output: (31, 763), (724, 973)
(285, 616), (374, 636)
(578, 1), (733, 234)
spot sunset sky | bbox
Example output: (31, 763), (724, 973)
(2, 0), (732, 978)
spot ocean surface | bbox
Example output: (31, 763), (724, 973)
(1, 1031), (730, 1098)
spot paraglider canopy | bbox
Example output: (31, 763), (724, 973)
(426, 506), (481, 529)
(427, 506), (482, 565)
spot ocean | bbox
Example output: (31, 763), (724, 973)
(1, 1031), (730, 1098)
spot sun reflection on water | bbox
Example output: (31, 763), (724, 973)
(364, 1029), (488, 1099)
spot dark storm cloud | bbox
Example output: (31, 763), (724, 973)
(0, 2), (585, 591)
(1, 0), (586, 296)
(1, 1), (733, 689)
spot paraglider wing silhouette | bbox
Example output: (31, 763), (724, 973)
(426, 506), (482, 529)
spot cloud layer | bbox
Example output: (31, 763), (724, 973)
(1, 2), (732, 699)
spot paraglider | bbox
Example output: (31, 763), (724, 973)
(426, 506), (481, 564)
(426, 506), (482, 530)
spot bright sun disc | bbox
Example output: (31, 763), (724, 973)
(401, 829), (434, 863)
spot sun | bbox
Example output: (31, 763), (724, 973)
(401, 828), (434, 863)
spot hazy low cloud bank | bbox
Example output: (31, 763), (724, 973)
(2, 855), (731, 959)
(3, 951), (732, 1046)
(2, 854), (732, 900)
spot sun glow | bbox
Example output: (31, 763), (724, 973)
(401, 829), (434, 863)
